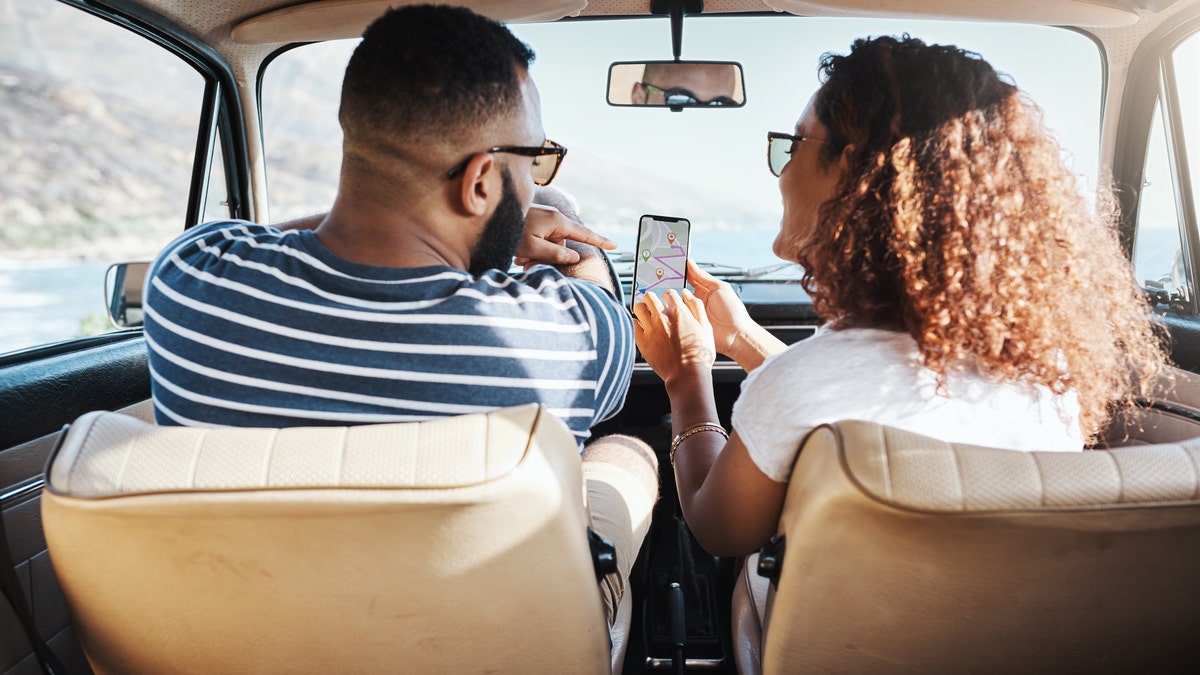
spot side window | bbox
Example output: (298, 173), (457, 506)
(202, 138), (230, 223)
(1133, 99), (1189, 305)
(0, 0), (209, 355)
(261, 41), (356, 223)
(1134, 30), (1200, 311)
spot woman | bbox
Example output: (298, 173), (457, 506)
(632, 35), (1167, 556)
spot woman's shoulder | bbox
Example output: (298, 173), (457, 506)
(767, 325), (918, 367)
(741, 327), (919, 402)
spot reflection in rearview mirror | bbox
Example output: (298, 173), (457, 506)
(105, 261), (150, 329)
(607, 61), (745, 109)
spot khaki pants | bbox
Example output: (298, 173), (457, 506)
(582, 434), (660, 626)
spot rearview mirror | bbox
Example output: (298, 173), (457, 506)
(607, 61), (745, 109)
(105, 261), (150, 329)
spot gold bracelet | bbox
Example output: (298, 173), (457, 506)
(669, 422), (729, 463)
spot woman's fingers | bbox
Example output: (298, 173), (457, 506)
(632, 291), (664, 328)
(686, 259), (720, 290)
(686, 259), (732, 303)
(682, 288), (708, 324)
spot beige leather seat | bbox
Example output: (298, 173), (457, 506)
(41, 403), (626, 675)
(733, 421), (1200, 674)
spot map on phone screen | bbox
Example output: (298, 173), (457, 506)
(633, 216), (690, 304)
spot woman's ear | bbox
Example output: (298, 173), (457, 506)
(839, 143), (856, 168)
(457, 153), (498, 217)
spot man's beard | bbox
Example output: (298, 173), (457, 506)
(468, 169), (525, 276)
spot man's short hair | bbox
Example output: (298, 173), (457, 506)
(339, 4), (535, 142)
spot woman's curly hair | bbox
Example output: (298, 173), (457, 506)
(792, 35), (1167, 440)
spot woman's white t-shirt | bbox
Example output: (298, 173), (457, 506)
(730, 326), (1083, 482)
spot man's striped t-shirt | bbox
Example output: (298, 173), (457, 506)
(143, 220), (634, 444)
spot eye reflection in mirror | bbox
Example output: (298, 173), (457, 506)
(608, 61), (745, 109)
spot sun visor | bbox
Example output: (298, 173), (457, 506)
(232, 0), (589, 45)
(763, 0), (1139, 28)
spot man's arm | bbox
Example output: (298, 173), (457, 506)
(554, 239), (618, 294)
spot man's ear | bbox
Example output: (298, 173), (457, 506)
(631, 83), (647, 105)
(457, 153), (498, 217)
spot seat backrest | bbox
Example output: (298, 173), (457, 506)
(757, 421), (1200, 674)
(41, 403), (611, 675)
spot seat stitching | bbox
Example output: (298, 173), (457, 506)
(949, 441), (965, 511)
(879, 425), (893, 501)
(114, 420), (138, 493)
(1031, 452), (1047, 507)
(1106, 449), (1124, 504)
(186, 429), (203, 488)
(336, 427), (347, 486)
(411, 419), (420, 483)
(63, 416), (103, 492)
(1183, 442), (1200, 499)
(262, 428), (278, 486)
(484, 413), (490, 479)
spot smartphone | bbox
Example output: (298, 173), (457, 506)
(631, 214), (691, 308)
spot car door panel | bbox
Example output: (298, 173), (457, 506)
(1, 339), (150, 674)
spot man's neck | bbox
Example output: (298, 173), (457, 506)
(314, 198), (471, 270)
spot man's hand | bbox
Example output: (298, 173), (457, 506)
(514, 203), (616, 268)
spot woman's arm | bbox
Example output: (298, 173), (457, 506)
(634, 289), (788, 556)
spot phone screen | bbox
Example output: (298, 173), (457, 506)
(632, 214), (691, 307)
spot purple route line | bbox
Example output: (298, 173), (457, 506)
(640, 244), (687, 293)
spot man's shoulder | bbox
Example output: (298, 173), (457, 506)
(156, 219), (282, 257)
(186, 219), (286, 241)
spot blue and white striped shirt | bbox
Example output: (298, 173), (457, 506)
(144, 220), (634, 444)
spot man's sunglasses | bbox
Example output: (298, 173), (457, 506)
(641, 82), (737, 107)
(767, 131), (828, 177)
(446, 139), (567, 186)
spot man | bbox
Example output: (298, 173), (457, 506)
(143, 4), (655, 630)
(631, 62), (740, 106)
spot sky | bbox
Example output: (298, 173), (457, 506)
(510, 16), (1104, 213)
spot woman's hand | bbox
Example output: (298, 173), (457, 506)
(686, 259), (755, 357)
(633, 288), (716, 387)
(686, 259), (786, 372)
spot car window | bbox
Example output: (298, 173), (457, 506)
(202, 138), (230, 225)
(0, 0), (209, 355)
(1131, 29), (1200, 312)
(1133, 98), (1189, 306)
(261, 16), (1102, 281)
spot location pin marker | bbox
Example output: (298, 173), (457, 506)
(641, 249), (651, 262)
(667, 232), (676, 244)
(656, 268), (664, 279)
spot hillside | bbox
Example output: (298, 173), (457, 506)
(0, 63), (194, 258)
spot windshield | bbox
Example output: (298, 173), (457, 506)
(261, 15), (1102, 283)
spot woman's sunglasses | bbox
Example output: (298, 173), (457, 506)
(767, 131), (827, 177)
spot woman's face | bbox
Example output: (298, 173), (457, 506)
(773, 97), (846, 262)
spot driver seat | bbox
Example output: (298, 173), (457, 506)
(41, 403), (622, 674)
(732, 420), (1200, 674)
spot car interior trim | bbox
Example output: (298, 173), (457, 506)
(764, 0), (1139, 27)
(231, 0), (591, 44)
